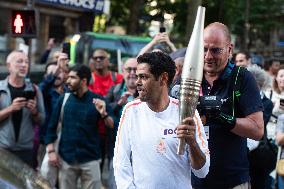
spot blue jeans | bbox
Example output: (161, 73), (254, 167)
(108, 159), (117, 189)
(278, 175), (284, 189)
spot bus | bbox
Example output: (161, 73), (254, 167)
(69, 32), (152, 72)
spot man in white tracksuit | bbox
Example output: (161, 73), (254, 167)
(113, 52), (210, 189)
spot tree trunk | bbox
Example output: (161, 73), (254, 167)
(217, 0), (224, 20)
(244, 0), (250, 51)
(184, 0), (202, 44)
(127, 0), (144, 34)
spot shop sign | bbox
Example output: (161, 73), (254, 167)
(36, 0), (105, 13)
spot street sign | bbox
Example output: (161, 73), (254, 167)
(36, 0), (107, 14)
(11, 10), (37, 38)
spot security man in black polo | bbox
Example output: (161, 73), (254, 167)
(191, 22), (264, 189)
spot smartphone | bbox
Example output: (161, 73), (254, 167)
(159, 26), (166, 33)
(24, 90), (36, 100)
(62, 42), (70, 59)
(280, 99), (284, 106)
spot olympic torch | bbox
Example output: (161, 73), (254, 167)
(177, 6), (206, 155)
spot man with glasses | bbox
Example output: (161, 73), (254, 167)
(106, 58), (138, 112)
(88, 49), (123, 185)
(105, 57), (138, 189)
(191, 22), (264, 188)
(88, 49), (123, 97)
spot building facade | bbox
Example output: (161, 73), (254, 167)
(0, 0), (107, 64)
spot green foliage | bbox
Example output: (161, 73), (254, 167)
(108, 0), (284, 46)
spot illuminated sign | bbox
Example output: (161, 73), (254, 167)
(14, 14), (24, 33)
(11, 10), (37, 38)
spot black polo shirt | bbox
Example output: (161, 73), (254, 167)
(192, 61), (263, 188)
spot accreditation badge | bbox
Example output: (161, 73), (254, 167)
(204, 126), (209, 139)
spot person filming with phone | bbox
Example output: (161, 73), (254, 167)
(138, 26), (177, 56)
(0, 50), (45, 168)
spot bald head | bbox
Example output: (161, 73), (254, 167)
(6, 50), (26, 64)
(124, 58), (137, 68)
(6, 50), (29, 79)
(204, 22), (231, 43)
(123, 57), (138, 88)
(174, 57), (184, 67)
(203, 22), (233, 75)
(92, 49), (110, 73)
(93, 49), (109, 58)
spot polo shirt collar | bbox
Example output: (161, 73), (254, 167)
(219, 59), (235, 81)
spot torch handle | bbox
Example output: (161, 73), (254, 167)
(177, 138), (186, 155)
(177, 79), (201, 155)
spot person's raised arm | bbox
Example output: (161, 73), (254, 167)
(137, 33), (164, 56)
(163, 32), (177, 52)
(93, 98), (114, 128)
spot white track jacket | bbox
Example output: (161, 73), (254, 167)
(113, 97), (210, 189)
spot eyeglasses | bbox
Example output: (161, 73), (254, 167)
(92, 56), (106, 61)
(124, 67), (137, 73)
(204, 47), (225, 56)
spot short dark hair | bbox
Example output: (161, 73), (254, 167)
(45, 61), (57, 73)
(137, 52), (176, 87)
(264, 58), (280, 71)
(69, 64), (91, 85)
(236, 51), (250, 60)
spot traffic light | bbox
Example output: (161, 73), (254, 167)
(11, 9), (37, 38)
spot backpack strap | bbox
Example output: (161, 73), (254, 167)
(56, 93), (70, 133)
(111, 71), (117, 83)
(269, 90), (273, 100)
(228, 66), (246, 116)
(90, 72), (96, 85)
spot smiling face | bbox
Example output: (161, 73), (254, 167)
(6, 51), (29, 79)
(123, 58), (138, 88)
(235, 53), (250, 67)
(203, 24), (232, 75)
(136, 63), (161, 102)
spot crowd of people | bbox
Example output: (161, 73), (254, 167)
(0, 21), (284, 189)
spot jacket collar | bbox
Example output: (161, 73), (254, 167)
(0, 77), (9, 92)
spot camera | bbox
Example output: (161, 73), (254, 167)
(23, 78), (36, 100)
(197, 95), (222, 118)
(280, 99), (284, 107)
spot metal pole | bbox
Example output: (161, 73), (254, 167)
(26, 0), (34, 74)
